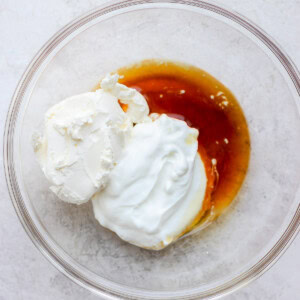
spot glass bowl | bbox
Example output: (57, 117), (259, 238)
(4, 0), (300, 299)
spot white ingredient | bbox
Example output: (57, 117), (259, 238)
(92, 114), (207, 249)
(101, 73), (150, 123)
(34, 89), (131, 204)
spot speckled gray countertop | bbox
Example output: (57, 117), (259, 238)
(0, 0), (299, 299)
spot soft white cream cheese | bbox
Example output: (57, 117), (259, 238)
(101, 73), (150, 123)
(34, 89), (132, 204)
(92, 114), (207, 249)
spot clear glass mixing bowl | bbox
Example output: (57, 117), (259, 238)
(4, 1), (300, 299)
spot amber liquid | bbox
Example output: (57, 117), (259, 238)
(115, 60), (250, 226)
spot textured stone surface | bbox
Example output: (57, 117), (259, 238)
(0, 0), (299, 299)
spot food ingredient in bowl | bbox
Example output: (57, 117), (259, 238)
(33, 73), (150, 205)
(101, 73), (150, 123)
(33, 89), (131, 204)
(92, 114), (207, 249)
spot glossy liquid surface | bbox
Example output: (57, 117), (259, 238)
(118, 60), (250, 221)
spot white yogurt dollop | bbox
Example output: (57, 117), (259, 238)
(92, 114), (207, 249)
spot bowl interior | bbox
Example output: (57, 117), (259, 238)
(14, 2), (300, 298)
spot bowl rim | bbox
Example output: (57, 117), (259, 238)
(3, 0), (300, 299)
